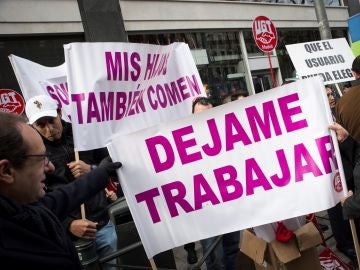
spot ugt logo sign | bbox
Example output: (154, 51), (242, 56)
(0, 89), (25, 115)
(252, 16), (278, 53)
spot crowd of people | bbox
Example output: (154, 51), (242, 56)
(1, 45), (360, 270)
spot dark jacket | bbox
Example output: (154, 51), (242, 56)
(40, 121), (110, 235)
(340, 136), (360, 219)
(339, 133), (359, 191)
(0, 168), (109, 270)
(336, 84), (360, 143)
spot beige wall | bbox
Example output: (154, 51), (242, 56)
(120, 0), (349, 31)
(0, 0), (349, 35)
(0, 0), (82, 34)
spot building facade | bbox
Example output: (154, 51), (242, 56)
(0, 0), (351, 101)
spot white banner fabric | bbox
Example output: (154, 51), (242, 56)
(64, 42), (205, 151)
(286, 38), (355, 84)
(8, 54), (71, 121)
(108, 77), (347, 258)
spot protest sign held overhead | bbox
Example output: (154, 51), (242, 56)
(8, 54), (71, 121)
(286, 38), (355, 84)
(108, 77), (346, 258)
(64, 42), (205, 151)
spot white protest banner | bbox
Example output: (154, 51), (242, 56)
(286, 38), (355, 84)
(64, 42), (205, 151)
(108, 77), (347, 258)
(8, 55), (71, 121)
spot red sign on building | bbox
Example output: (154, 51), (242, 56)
(252, 16), (278, 53)
(0, 89), (25, 115)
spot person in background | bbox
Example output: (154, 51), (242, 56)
(325, 87), (357, 264)
(221, 94), (232, 104)
(182, 96), (215, 265)
(183, 243), (198, 265)
(331, 123), (360, 232)
(342, 82), (352, 95)
(192, 96), (213, 113)
(334, 55), (360, 265)
(352, 55), (360, 80)
(326, 85), (336, 116)
(231, 90), (249, 101)
(25, 94), (118, 270)
(192, 96), (240, 270)
(0, 111), (121, 269)
(336, 55), (360, 143)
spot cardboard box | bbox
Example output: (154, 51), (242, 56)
(240, 222), (323, 270)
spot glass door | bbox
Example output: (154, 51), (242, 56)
(252, 73), (272, 93)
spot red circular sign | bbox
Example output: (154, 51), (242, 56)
(252, 16), (278, 52)
(0, 89), (25, 115)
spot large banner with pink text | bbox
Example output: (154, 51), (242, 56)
(64, 42), (205, 151)
(108, 77), (347, 258)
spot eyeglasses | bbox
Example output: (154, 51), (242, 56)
(23, 153), (51, 166)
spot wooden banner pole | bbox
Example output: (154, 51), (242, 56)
(149, 258), (158, 270)
(349, 218), (360, 267)
(74, 148), (86, 219)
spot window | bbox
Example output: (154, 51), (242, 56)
(129, 31), (247, 104)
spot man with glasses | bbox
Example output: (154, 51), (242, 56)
(0, 111), (121, 269)
(25, 94), (118, 270)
